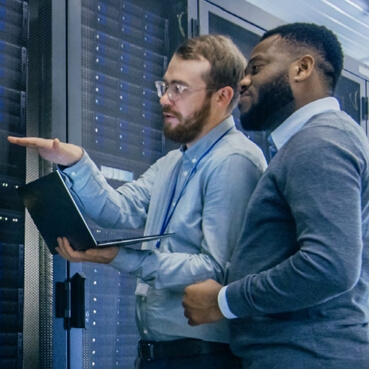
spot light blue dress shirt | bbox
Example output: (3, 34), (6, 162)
(219, 97), (341, 318)
(62, 116), (267, 342)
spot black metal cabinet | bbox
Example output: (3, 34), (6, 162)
(0, 1), (28, 368)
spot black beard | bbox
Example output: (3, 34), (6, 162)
(163, 97), (211, 144)
(240, 70), (294, 132)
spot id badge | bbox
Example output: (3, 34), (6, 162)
(135, 282), (150, 297)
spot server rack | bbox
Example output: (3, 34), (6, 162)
(78, 1), (168, 367)
(81, 0), (168, 182)
(0, 1), (28, 369)
(19, 1), (186, 368)
(63, 1), (186, 368)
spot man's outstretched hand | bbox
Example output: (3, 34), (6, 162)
(7, 136), (83, 167)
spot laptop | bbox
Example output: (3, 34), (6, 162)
(17, 170), (173, 255)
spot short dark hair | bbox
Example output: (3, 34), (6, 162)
(261, 23), (344, 93)
(175, 34), (247, 110)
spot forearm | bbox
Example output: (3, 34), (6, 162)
(61, 151), (150, 229)
(110, 247), (223, 291)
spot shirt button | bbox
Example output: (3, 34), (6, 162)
(71, 171), (76, 176)
(183, 171), (188, 176)
(192, 158), (197, 163)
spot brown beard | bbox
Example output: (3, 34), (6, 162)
(163, 96), (212, 144)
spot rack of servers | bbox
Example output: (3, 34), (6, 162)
(25, 1), (188, 368)
(0, 1), (368, 369)
(79, 1), (171, 367)
(0, 1), (28, 368)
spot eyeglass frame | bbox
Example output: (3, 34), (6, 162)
(155, 80), (217, 102)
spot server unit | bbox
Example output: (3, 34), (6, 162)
(79, 2), (169, 367)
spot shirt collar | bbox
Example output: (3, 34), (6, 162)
(181, 116), (235, 160)
(270, 97), (340, 150)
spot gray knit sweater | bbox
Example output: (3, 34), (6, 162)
(227, 110), (369, 368)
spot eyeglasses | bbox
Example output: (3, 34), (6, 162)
(155, 81), (214, 102)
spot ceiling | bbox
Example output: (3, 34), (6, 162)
(246, 0), (369, 67)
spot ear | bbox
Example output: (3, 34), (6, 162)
(215, 86), (234, 108)
(292, 54), (315, 82)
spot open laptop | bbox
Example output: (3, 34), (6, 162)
(17, 170), (173, 255)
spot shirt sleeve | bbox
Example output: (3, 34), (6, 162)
(61, 150), (154, 229)
(218, 286), (238, 319)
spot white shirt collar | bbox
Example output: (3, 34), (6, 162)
(270, 97), (340, 150)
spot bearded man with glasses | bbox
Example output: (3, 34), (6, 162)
(8, 34), (267, 369)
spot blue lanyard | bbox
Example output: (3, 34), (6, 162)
(155, 126), (233, 249)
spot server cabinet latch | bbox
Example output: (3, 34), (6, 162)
(362, 97), (368, 120)
(55, 272), (88, 329)
(190, 18), (199, 37)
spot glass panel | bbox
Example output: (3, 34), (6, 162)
(208, 12), (272, 160)
(78, 1), (186, 367)
(335, 75), (361, 124)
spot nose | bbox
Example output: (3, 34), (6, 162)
(159, 91), (173, 106)
(239, 75), (251, 93)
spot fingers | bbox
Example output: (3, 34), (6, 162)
(183, 308), (201, 326)
(7, 136), (48, 148)
(183, 302), (224, 326)
(8, 136), (83, 166)
(56, 237), (119, 264)
(182, 298), (203, 326)
(55, 237), (86, 262)
(52, 138), (62, 152)
(182, 280), (225, 326)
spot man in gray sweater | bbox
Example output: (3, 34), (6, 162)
(183, 22), (369, 368)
